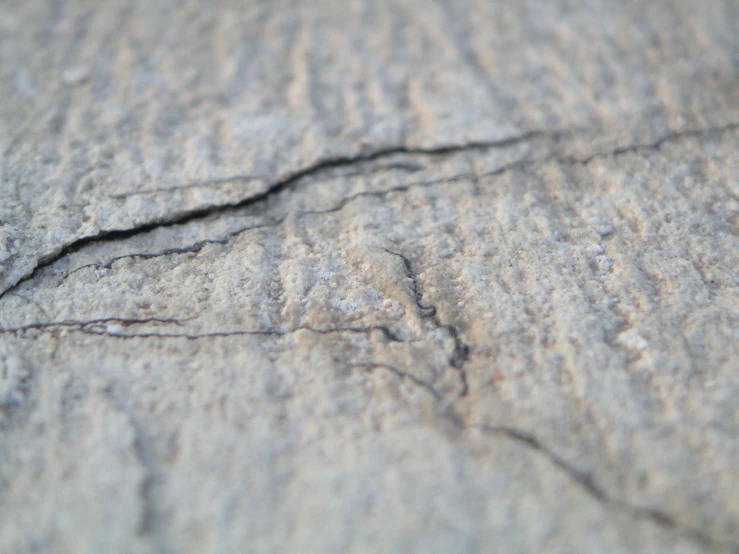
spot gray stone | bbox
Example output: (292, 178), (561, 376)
(1, 1), (737, 553)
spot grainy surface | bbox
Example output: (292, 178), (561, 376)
(1, 1), (738, 553)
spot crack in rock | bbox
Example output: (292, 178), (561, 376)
(352, 355), (737, 552)
(59, 218), (287, 281)
(0, 319), (404, 342)
(5, 122), (736, 301)
(347, 354), (736, 551)
(111, 162), (426, 200)
(383, 248), (470, 397)
(0, 130), (551, 300)
(349, 362), (443, 402)
(470, 424), (739, 553)
(566, 122), (739, 166)
(0, 317), (188, 334)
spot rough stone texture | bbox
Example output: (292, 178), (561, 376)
(0, 1), (738, 553)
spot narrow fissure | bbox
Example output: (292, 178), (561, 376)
(383, 248), (470, 396)
(3, 122), (735, 301)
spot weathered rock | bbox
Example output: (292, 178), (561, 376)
(0, 1), (737, 553)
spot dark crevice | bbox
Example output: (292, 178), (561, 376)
(349, 362), (442, 401)
(382, 248), (470, 396)
(111, 161), (425, 199)
(0, 317), (187, 334)
(3, 122), (737, 300)
(471, 424), (739, 552)
(36, 173), (478, 289)
(338, 161), (426, 177)
(0, 130), (548, 300)
(350, 356), (731, 549)
(110, 174), (264, 199)
(567, 122), (739, 166)
(0, 319), (404, 343)
(61, 217), (286, 280)
(46, 174), (477, 288)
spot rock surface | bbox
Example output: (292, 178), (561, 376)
(1, 1), (738, 553)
